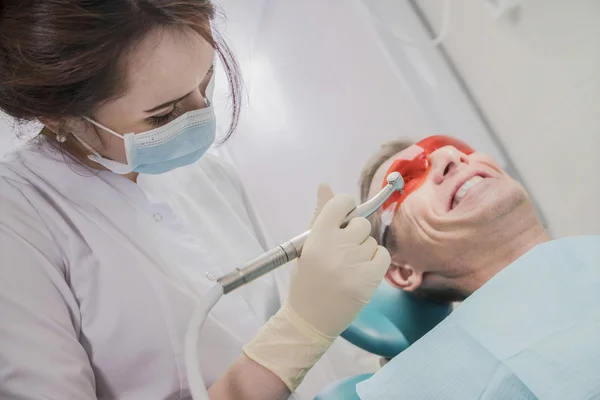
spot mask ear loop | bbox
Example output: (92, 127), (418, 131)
(83, 116), (125, 139)
(71, 117), (124, 158)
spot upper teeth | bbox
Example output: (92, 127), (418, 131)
(453, 176), (484, 205)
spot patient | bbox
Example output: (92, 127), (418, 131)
(359, 135), (548, 302)
(355, 135), (600, 399)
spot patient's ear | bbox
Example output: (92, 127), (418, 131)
(385, 261), (423, 292)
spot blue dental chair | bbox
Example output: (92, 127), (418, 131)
(314, 281), (452, 400)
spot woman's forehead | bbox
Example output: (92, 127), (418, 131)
(103, 28), (214, 116)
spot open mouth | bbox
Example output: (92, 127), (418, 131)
(450, 175), (484, 210)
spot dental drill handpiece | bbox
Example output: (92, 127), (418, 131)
(217, 172), (404, 294)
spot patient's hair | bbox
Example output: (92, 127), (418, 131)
(359, 139), (413, 253)
(359, 140), (414, 203)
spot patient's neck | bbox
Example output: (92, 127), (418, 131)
(461, 222), (550, 296)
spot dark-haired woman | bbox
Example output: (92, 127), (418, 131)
(0, 1), (390, 399)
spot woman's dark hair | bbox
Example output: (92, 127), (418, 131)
(0, 0), (241, 151)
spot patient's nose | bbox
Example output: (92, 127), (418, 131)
(430, 146), (468, 184)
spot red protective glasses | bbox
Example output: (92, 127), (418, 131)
(381, 135), (475, 215)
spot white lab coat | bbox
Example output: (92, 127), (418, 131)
(0, 139), (281, 399)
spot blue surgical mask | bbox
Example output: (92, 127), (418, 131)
(78, 77), (217, 175)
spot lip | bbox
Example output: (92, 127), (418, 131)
(447, 170), (491, 211)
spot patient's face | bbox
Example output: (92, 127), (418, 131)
(370, 139), (532, 300)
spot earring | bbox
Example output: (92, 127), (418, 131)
(56, 132), (67, 143)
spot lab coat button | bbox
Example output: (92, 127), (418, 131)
(153, 212), (163, 222)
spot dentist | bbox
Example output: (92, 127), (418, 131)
(0, 1), (390, 399)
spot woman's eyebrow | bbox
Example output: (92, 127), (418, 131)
(144, 91), (193, 113)
(144, 64), (214, 113)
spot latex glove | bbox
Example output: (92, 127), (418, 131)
(244, 187), (391, 391)
(290, 190), (391, 338)
(307, 183), (335, 228)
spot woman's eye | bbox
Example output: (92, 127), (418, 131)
(148, 103), (183, 127)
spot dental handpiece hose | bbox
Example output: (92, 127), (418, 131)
(217, 172), (404, 294)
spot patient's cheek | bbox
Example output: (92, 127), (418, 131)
(392, 206), (415, 244)
(470, 152), (499, 168)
